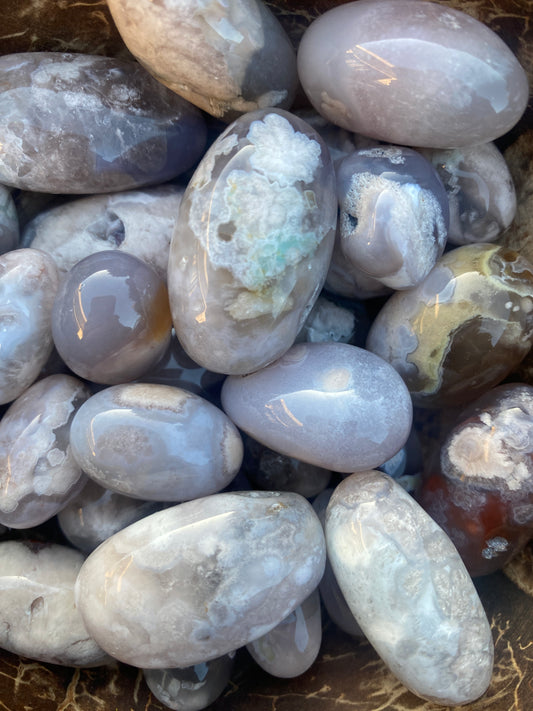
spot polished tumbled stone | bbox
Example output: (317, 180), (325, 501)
(0, 52), (206, 193)
(221, 342), (412, 472)
(75, 491), (326, 668)
(297, 0), (529, 148)
(167, 108), (337, 375)
(326, 471), (494, 705)
(0, 185), (19, 254)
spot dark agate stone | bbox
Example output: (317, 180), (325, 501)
(336, 146), (449, 290)
(367, 244), (533, 408)
(52, 251), (172, 385)
(0, 186), (18, 254)
(418, 384), (533, 577)
(297, 0), (529, 148)
(0, 52), (207, 193)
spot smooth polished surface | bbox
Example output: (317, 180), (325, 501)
(326, 471), (494, 705)
(221, 342), (413, 472)
(168, 109), (337, 374)
(70, 383), (243, 501)
(297, 0), (529, 147)
(52, 251), (172, 384)
(75, 492), (326, 668)
(0, 52), (206, 193)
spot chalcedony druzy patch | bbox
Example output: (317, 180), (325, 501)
(367, 244), (533, 407)
(168, 108), (337, 375)
(297, 0), (529, 147)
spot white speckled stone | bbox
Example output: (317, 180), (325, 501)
(0, 541), (110, 667)
(75, 491), (326, 668)
(326, 471), (494, 705)
(221, 342), (413, 473)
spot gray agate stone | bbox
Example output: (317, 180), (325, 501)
(326, 471), (494, 705)
(0, 52), (206, 193)
(0, 375), (90, 528)
(0, 185), (19, 254)
(0, 248), (59, 405)
(168, 109), (337, 375)
(106, 0), (298, 122)
(69, 383), (243, 501)
(0, 541), (110, 667)
(221, 342), (413, 473)
(297, 0), (529, 148)
(336, 146), (449, 290)
(75, 491), (326, 668)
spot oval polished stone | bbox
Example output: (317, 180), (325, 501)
(70, 383), (244, 501)
(0, 248), (59, 405)
(366, 244), (533, 407)
(168, 109), (337, 375)
(75, 491), (326, 668)
(0, 52), (206, 193)
(221, 342), (413, 473)
(0, 541), (110, 667)
(106, 0), (298, 122)
(52, 251), (172, 385)
(326, 471), (494, 705)
(297, 0), (529, 148)
(0, 374), (90, 528)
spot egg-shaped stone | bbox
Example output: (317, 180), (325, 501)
(75, 491), (326, 668)
(297, 0), (529, 148)
(0, 52), (206, 193)
(69, 383), (243, 501)
(221, 342), (413, 472)
(168, 109), (337, 375)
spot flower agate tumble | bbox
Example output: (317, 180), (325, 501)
(336, 146), (449, 289)
(297, 0), (529, 148)
(0, 541), (110, 667)
(52, 251), (172, 384)
(418, 384), (533, 577)
(0, 375), (90, 528)
(367, 244), (533, 407)
(24, 184), (185, 281)
(246, 589), (322, 678)
(326, 471), (494, 705)
(221, 342), (412, 472)
(0, 248), (59, 405)
(168, 109), (337, 374)
(422, 143), (517, 245)
(75, 491), (326, 668)
(0, 53), (206, 193)
(0, 185), (19, 254)
(70, 383), (243, 501)
(106, 0), (297, 121)
(144, 654), (235, 711)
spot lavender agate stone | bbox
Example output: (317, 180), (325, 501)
(24, 184), (185, 281)
(52, 251), (172, 385)
(0, 375), (90, 528)
(221, 342), (413, 473)
(75, 491), (326, 668)
(326, 472), (494, 705)
(336, 146), (449, 290)
(0, 542), (110, 667)
(0, 186), (19, 254)
(0, 53), (206, 193)
(69, 383), (243, 501)
(106, 0), (297, 122)
(168, 109), (337, 375)
(297, 0), (529, 148)
(246, 589), (321, 678)
(0, 248), (59, 405)
(421, 142), (517, 245)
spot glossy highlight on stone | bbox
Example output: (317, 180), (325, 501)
(0, 52), (207, 193)
(168, 109), (337, 374)
(75, 491), (326, 668)
(297, 0), (529, 148)
(221, 342), (413, 472)
(52, 250), (172, 384)
(326, 471), (494, 705)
